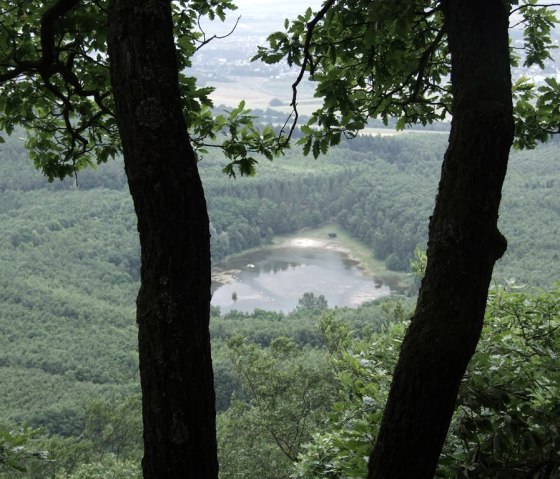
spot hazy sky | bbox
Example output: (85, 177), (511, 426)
(202, 0), (323, 38)
(233, 0), (322, 15)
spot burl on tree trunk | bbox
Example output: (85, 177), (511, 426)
(107, 1), (218, 478)
(368, 1), (514, 478)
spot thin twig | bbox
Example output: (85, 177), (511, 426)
(40, 0), (81, 69)
(196, 15), (241, 52)
(282, 0), (338, 143)
(510, 3), (560, 16)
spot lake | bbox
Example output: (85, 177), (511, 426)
(211, 239), (392, 313)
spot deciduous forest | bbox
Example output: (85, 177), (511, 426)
(1, 131), (559, 477)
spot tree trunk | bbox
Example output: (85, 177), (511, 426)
(367, 1), (513, 477)
(107, 1), (218, 478)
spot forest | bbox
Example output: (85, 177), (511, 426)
(1, 130), (559, 477)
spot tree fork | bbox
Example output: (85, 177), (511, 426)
(367, 1), (514, 477)
(107, 1), (218, 477)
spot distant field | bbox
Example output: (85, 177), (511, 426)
(360, 127), (449, 137)
(210, 75), (318, 112)
(209, 75), (450, 137)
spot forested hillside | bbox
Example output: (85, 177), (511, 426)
(1, 132), (559, 477)
(209, 133), (560, 285)
(2, 132), (558, 281)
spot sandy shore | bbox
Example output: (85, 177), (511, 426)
(212, 269), (241, 285)
(281, 237), (350, 253)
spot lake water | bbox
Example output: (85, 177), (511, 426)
(211, 240), (392, 313)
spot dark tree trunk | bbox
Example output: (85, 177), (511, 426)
(367, 1), (513, 478)
(107, 1), (218, 478)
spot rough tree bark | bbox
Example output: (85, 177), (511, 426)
(107, 1), (218, 477)
(367, 1), (514, 477)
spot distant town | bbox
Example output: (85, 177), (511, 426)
(190, 6), (560, 110)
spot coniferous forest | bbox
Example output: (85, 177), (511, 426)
(1, 130), (559, 477)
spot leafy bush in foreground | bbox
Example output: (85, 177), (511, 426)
(294, 285), (560, 479)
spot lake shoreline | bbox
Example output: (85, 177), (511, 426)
(274, 225), (410, 291)
(211, 232), (396, 312)
(211, 224), (409, 293)
(211, 236), (353, 286)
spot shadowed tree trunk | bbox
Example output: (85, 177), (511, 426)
(368, 1), (514, 477)
(107, 1), (218, 477)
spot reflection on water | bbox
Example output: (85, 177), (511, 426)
(211, 246), (391, 313)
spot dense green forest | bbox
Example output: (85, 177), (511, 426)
(1, 133), (559, 477)
(2, 131), (558, 281)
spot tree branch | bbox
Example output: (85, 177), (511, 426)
(195, 14), (241, 52)
(40, 0), (81, 70)
(282, 0), (338, 143)
(509, 3), (560, 16)
(0, 0), (80, 82)
(410, 27), (446, 103)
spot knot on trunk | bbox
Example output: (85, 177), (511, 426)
(492, 228), (508, 260)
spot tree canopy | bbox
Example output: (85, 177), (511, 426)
(255, 0), (560, 152)
(0, 0), (282, 180)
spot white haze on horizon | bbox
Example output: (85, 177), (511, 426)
(201, 0), (323, 39)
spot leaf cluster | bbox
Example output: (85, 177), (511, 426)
(294, 307), (408, 479)
(253, 0), (451, 157)
(440, 284), (560, 478)
(194, 102), (283, 178)
(0, 425), (48, 476)
(218, 335), (336, 479)
(254, 0), (560, 156)
(0, 0), (118, 180)
(294, 285), (560, 479)
(0, 0), (282, 181)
